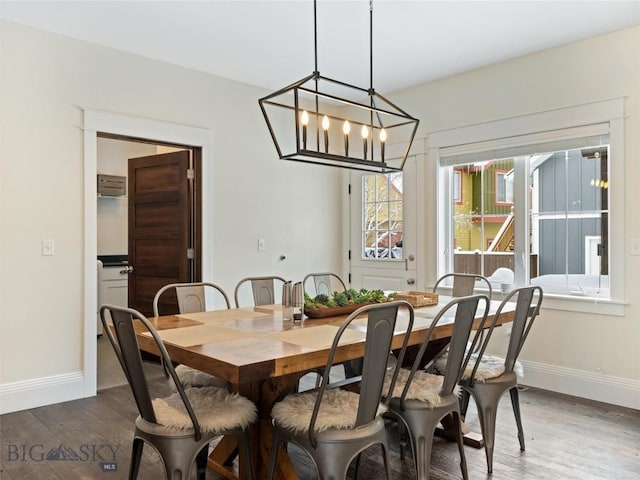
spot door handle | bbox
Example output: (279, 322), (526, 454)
(407, 278), (415, 285)
(120, 266), (134, 274)
(405, 254), (415, 271)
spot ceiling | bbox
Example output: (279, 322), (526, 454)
(2, 1), (640, 93)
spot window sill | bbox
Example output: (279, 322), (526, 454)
(537, 293), (625, 317)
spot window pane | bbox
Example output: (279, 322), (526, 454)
(530, 145), (609, 296)
(361, 173), (403, 260)
(451, 160), (516, 281)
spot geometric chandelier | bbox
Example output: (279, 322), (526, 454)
(259, 0), (419, 173)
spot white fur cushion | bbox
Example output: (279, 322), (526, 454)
(433, 353), (524, 382)
(174, 364), (228, 388)
(271, 388), (387, 434)
(152, 386), (256, 433)
(383, 368), (459, 406)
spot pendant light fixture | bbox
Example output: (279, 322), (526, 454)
(259, 0), (419, 173)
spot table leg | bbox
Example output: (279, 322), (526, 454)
(210, 374), (303, 479)
(436, 414), (485, 448)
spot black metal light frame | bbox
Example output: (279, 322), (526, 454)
(259, 0), (419, 173)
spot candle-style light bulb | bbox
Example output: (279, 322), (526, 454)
(361, 125), (369, 160)
(322, 115), (330, 153)
(343, 121), (351, 156)
(300, 110), (309, 150)
(379, 128), (387, 162)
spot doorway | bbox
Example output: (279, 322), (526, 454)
(95, 136), (202, 389)
(84, 109), (213, 397)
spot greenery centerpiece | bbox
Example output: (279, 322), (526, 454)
(303, 288), (397, 318)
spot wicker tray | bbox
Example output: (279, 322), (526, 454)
(394, 291), (439, 307)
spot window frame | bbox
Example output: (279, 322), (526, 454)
(428, 99), (625, 316)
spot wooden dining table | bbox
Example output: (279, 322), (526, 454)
(136, 297), (515, 480)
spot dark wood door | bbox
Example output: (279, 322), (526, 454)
(128, 150), (200, 316)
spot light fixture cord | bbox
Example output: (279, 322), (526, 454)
(314, 0), (318, 74)
(369, 0), (374, 94)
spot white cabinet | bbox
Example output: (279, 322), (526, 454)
(101, 266), (129, 307)
(98, 265), (128, 335)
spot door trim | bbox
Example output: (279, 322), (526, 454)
(83, 109), (213, 398)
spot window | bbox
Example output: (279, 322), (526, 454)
(361, 172), (403, 259)
(495, 170), (514, 205)
(444, 145), (609, 298)
(453, 169), (462, 204)
(430, 99), (624, 311)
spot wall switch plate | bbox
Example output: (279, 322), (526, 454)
(258, 238), (265, 252)
(631, 238), (640, 256)
(42, 239), (55, 256)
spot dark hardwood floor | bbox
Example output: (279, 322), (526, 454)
(1, 369), (639, 480)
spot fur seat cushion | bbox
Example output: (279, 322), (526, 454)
(174, 364), (228, 388)
(433, 353), (524, 382)
(383, 368), (459, 406)
(271, 388), (386, 434)
(152, 386), (256, 433)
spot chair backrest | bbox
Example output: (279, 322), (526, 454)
(99, 304), (203, 440)
(302, 272), (347, 297)
(398, 294), (490, 407)
(233, 276), (287, 307)
(308, 300), (414, 447)
(152, 282), (231, 316)
(469, 286), (543, 386)
(433, 273), (493, 299)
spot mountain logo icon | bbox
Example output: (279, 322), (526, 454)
(45, 444), (82, 461)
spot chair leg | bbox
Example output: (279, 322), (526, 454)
(509, 386), (526, 452)
(471, 389), (502, 474)
(128, 438), (144, 480)
(195, 444), (208, 480)
(381, 442), (392, 480)
(402, 410), (440, 480)
(268, 429), (283, 480)
(452, 411), (469, 480)
(398, 419), (408, 460)
(353, 452), (361, 479)
(460, 389), (471, 418)
(238, 430), (254, 480)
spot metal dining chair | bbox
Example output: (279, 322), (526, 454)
(233, 275), (287, 307)
(433, 272), (493, 299)
(153, 282), (231, 388)
(99, 304), (256, 480)
(153, 281), (231, 315)
(268, 300), (415, 480)
(303, 272), (347, 297)
(433, 272), (493, 355)
(385, 294), (490, 480)
(455, 285), (543, 473)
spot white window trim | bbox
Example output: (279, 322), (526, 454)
(428, 99), (625, 316)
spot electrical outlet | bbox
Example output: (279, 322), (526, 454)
(258, 238), (265, 252)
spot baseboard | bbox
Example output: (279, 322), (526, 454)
(2, 362), (638, 414)
(0, 372), (86, 414)
(520, 360), (640, 410)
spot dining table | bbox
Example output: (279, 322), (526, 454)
(135, 296), (515, 480)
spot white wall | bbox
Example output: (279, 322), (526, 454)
(0, 20), (343, 412)
(392, 26), (640, 408)
(2, 18), (639, 413)
(96, 138), (157, 255)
